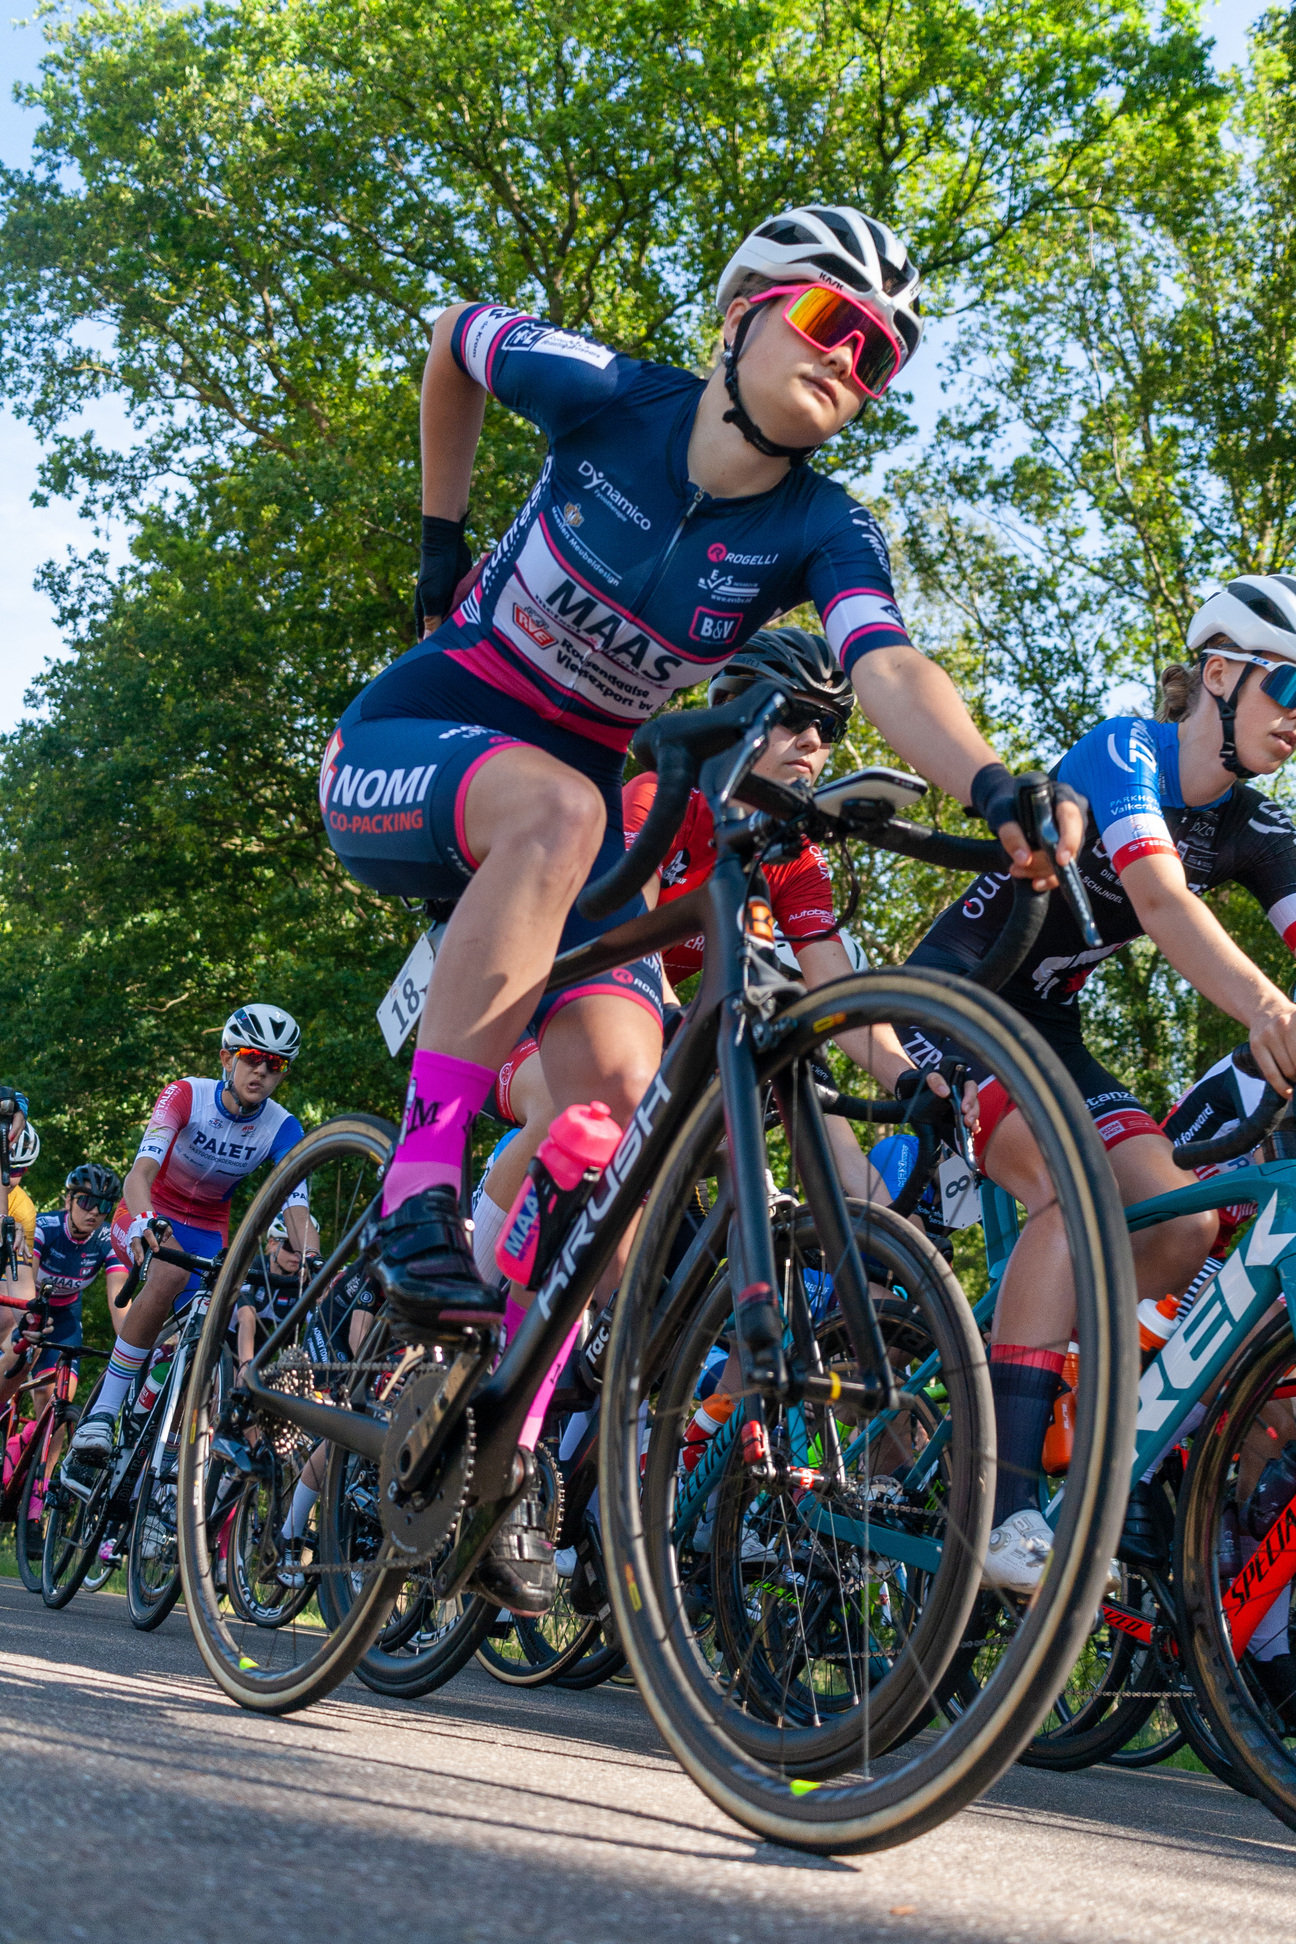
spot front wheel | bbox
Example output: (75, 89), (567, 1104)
(42, 1467), (111, 1609)
(602, 968), (1137, 1854)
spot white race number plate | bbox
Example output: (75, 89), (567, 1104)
(376, 930), (436, 1056)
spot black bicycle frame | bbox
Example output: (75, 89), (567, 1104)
(238, 789), (894, 1513)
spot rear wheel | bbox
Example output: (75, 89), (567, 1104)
(603, 970), (1137, 1853)
(1177, 1313), (1296, 1820)
(177, 1115), (408, 1713)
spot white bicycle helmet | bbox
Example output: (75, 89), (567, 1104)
(1187, 574), (1296, 663)
(1187, 575), (1296, 778)
(221, 1003), (301, 1061)
(11, 1123), (40, 1170)
(717, 206), (923, 360)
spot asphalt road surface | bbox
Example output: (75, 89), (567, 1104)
(2, 1577), (1294, 1944)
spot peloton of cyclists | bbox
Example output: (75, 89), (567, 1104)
(902, 574), (1296, 1590)
(320, 203), (1081, 1613)
(71, 1003), (319, 1464)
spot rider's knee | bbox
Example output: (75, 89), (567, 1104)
(530, 771), (606, 868)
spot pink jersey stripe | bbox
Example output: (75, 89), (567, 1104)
(445, 645), (633, 752)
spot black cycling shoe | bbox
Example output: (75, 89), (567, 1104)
(1117, 1480), (1167, 1570)
(466, 1490), (557, 1617)
(366, 1186), (505, 1334)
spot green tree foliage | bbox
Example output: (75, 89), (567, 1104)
(0, 0), (1226, 1193)
(893, 7), (1296, 1111)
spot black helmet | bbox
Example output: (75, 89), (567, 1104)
(66, 1162), (122, 1215)
(707, 627), (853, 734)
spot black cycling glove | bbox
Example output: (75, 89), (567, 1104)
(414, 514), (473, 641)
(968, 765), (1087, 847)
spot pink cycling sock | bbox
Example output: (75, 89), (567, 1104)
(381, 1048), (495, 1214)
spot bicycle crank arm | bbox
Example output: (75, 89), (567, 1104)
(431, 1448), (533, 1601)
(389, 1343), (490, 1501)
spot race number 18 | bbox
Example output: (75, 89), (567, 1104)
(376, 930), (436, 1057)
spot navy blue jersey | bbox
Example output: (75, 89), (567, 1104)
(914, 716), (1296, 1011)
(344, 305), (911, 755)
(32, 1211), (114, 1308)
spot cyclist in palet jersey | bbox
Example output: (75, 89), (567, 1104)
(322, 205), (1082, 1614)
(71, 1003), (319, 1464)
(902, 575), (1296, 1590)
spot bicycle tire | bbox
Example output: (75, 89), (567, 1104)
(126, 1468), (183, 1630)
(42, 1468), (111, 1608)
(13, 1435), (49, 1593)
(1107, 1722), (1187, 1767)
(1176, 1313), (1296, 1820)
(602, 967), (1137, 1853)
(551, 1637), (628, 1690)
(177, 1114), (408, 1713)
(318, 1441), (497, 1699)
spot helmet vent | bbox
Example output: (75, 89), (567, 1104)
(759, 220), (820, 247)
(1227, 580), (1296, 633)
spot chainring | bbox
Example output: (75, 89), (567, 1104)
(378, 1364), (475, 1561)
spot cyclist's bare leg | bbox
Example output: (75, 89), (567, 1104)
(415, 745), (608, 1068)
(986, 1118), (1217, 1355)
(111, 1259), (198, 1357)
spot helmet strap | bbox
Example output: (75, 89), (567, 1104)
(1212, 661), (1258, 780)
(722, 307), (820, 466)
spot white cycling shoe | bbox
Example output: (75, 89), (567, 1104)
(982, 1508), (1053, 1595)
(69, 1410), (116, 1467)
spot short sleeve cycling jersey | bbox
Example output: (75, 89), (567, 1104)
(354, 306), (912, 752)
(135, 1077), (307, 1240)
(623, 773), (838, 982)
(32, 1212), (114, 1307)
(915, 716), (1296, 1009)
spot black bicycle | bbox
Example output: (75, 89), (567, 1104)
(178, 683), (1137, 1853)
(43, 1232), (234, 1620)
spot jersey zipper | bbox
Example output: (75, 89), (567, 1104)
(559, 484), (707, 724)
(634, 484), (708, 619)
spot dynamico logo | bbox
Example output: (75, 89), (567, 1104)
(577, 461), (651, 530)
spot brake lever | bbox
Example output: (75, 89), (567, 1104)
(1019, 777), (1101, 951)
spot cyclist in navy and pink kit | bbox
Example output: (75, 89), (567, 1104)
(322, 205), (1083, 1612)
(902, 575), (1296, 1590)
(72, 1003), (317, 1465)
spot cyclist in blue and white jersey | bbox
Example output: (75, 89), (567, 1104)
(903, 575), (1296, 1589)
(321, 206), (1083, 1613)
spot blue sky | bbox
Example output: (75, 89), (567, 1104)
(0, 0), (1276, 731)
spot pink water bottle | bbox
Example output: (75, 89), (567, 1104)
(496, 1101), (623, 1290)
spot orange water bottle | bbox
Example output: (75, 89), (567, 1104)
(1041, 1346), (1080, 1476)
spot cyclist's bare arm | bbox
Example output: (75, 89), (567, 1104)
(121, 1155), (162, 1261)
(794, 936), (978, 1130)
(1122, 851), (1296, 1093)
(418, 301), (487, 635)
(850, 645), (1083, 884)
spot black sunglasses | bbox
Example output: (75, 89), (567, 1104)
(781, 699), (850, 745)
(72, 1193), (111, 1216)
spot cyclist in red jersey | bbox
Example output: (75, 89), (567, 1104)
(470, 630), (977, 1272)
